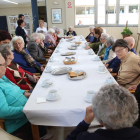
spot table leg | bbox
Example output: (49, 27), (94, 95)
(31, 124), (40, 140)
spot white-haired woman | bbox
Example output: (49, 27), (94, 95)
(85, 26), (95, 43)
(67, 26), (77, 36)
(102, 36), (116, 63)
(36, 20), (47, 35)
(85, 33), (109, 56)
(12, 36), (44, 74)
(44, 28), (56, 49)
(66, 84), (140, 140)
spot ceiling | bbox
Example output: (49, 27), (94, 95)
(0, 0), (45, 5)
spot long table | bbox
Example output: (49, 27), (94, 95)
(23, 36), (117, 127)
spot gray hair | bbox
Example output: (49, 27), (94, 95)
(37, 33), (45, 41)
(106, 36), (116, 45)
(48, 28), (55, 34)
(89, 26), (95, 30)
(69, 26), (73, 29)
(0, 44), (11, 60)
(30, 33), (40, 42)
(92, 84), (138, 129)
(55, 28), (60, 33)
(101, 33), (110, 40)
(11, 36), (24, 49)
(102, 28), (106, 33)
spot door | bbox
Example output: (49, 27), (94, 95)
(0, 16), (8, 31)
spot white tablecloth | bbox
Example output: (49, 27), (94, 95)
(23, 36), (117, 127)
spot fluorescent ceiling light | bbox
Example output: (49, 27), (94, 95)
(3, 0), (18, 5)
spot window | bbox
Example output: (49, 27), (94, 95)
(75, 0), (139, 27)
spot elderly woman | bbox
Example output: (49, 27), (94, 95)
(36, 20), (47, 35)
(85, 26), (95, 43)
(112, 39), (140, 88)
(92, 27), (103, 43)
(0, 30), (12, 44)
(27, 33), (49, 62)
(66, 26), (77, 36)
(66, 84), (140, 140)
(0, 53), (52, 140)
(0, 44), (39, 90)
(44, 28), (56, 49)
(102, 36), (116, 63)
(12, 36), (44, 74)
(85, 33), (109, 56)
(55, 28), (61, 44)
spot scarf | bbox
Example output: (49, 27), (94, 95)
(103, 45), (112, 60)
(19, 49), (42, 74)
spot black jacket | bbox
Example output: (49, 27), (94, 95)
(66, 120), (140, 140)
(27, 41), (46, 62)
(67, 31), (77, 36)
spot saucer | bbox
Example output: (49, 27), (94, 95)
(46, 94), (60, 101)
(85, 96), (92, 103)
(92, 58), (100, 61)
(42, 79), (53, 88)
(97, 70), (107, 74)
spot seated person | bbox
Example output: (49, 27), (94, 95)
(11, 36), (44, 74)
(27, 33), (49, 62)
(78, 20), (83, 25)
(0, 53), (52, 140)
(85, 33), (109, 56)
(0, 30), (12, 45)
(36, 20), (47, 35)
(66, 26), (77, 36)
(112, 39), (140, 88)
(66, 84), (140, 140)
(92, 27), (103, 43)
(85, 26), (95, 43)
(102, 36), (116, 63)
(0, 44), (38, 90)
(106, 36), (137, 73)
(44, 28), (56, 49)
(55, 28), (61, 44)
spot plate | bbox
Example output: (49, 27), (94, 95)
(97, 70), (107, 74)
(71, 44), (79, 47)
(46, 94), (60, 101)
(61, 52), (76, 56)
(68, 47), (77, 50)
(85, 96), (92, 103)
(68, 70), (86, 80)
(92, 58), (100, 61)
(51, 67), (72, 75)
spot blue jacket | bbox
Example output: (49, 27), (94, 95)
(0, 75), (28, 133)
(13, 49), (42, 73)
(85, 33), (94, 43)
(65, 120), (140, 140)
(107, 49), (137, 73)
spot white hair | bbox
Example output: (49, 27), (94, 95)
(55, 28), (60, 33)
(106, 36), (116, 45)
(102, 28), (106, 33)
(37, 33), (45, 41)
(30, 33), (40, 42)
(69, 26), (73, 29)
(89, 26), (95, 30)
(11, 36), (24, 49)
(92, 84), (138, 129)
(101, 33), (110, 40)
(48, 28), (55, 34)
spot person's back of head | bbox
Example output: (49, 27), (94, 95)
(0, 30), (12, 45)
(124, 36), (135, 49)
(17, 20), (24, 26)
(18, 14), (24, 20)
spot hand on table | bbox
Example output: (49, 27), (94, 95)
(33, 75), (39, 83)
(24, 91), (31, 98)
(40, 66), (44, 71)
(105, 64), (109, 68)
(85, 46), (90, 50)
(108, 68), (113, 72)
(48, 49), (53, 54)
(84, 106), (95, 124)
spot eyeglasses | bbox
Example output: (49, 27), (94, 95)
(115, 48), (125, 53)
(14, 42), (23, 46)
(0, 63), (7, 67)
(100, 38), (105, 40)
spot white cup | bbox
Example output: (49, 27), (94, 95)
(42, 79), (52, 88)
(94, 55), (99, 60)
(88, 49), (94, 55)
(45, 66), (52, 72)
(99, 66), (105, 72)
(105, 77), (114, 84)
(48, 89), (58, 99)
(86, 90), (96, 101)
(85, 42), (89, 46)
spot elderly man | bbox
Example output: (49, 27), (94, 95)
(55, 28), (61, 44)
(66, 84), (140, 140)
(106, 36), (137, 73)
(67, 26), (77, 36)
(27, 33), (49, 62)
(85, 33), (109, 56)
(112, 39), (140, 88)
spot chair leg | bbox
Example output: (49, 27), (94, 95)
(31, 124), (40, 140)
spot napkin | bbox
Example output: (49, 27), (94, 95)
(37, 97), (46, 104)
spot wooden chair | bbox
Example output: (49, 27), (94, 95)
(0, 118), (40, 140)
